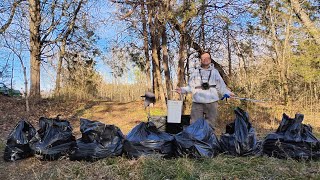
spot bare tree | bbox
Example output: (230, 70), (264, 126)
(3, 35), (30, 113)
(288, 0), (320, 45)
(140, 0), (151, 91)
(28, 0), (41, 98)
(147, 1), (165, 104)
(55, 0), (84, 96)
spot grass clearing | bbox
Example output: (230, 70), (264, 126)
(1, 150), (320, 180)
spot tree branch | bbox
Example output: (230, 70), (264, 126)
(0, 0), (24, 34)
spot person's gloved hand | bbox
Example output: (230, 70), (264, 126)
(221, 94), (231, 101)
(175, 87), (182, 94)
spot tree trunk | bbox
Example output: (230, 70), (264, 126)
(148, 2), (165, 104)
(55, 0), (82, 97)
(200, 0), (206, 48)
(24, 67), (30, 113)
(17, 55), (29, 113)
(280, 9), (293, 105)
(29, 0), (41, 98)
(155, 20), (166, 102)
(11, 59), (14, 89)
(177, 27), (186, 87)
(269, 6), (291, 105)
(289, 0), (320, 45)
(151, 32), (165, 104)
(227, 25), (232, 78)
(161, 22), (172, 99)
(55, 40), (66, 96)
(140, 0), (151, 91)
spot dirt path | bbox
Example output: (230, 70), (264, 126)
(72, 101), (165, 135)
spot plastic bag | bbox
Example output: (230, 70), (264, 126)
(3, 120), (36, 161)
(123, 122), (174, 158)
(263, 113), (320, 160)
(148, 116), (167, 132)
(220, 107), (261, 156)
(30, 117), (76, 160)
(70, 118), (124, 161)
(174, 118), (221, 158)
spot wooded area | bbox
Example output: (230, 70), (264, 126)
(0, 0), (319, 110)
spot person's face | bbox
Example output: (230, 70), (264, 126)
(200, 53), (211, 67)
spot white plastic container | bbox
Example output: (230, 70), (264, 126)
(167, 94), (183, 123)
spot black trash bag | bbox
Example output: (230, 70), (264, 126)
(148, 116), (167, 132)
(70, 118), (125, 161)
(29, 117), (76, 160)
(166, 115), (191, 134)
(174, 118), (221, 158)
(220, 107), (260, 156)
(263, 113), (320, 160)
(123, 122), (174, 158)
(148, 115), (191, 134)
(3, 120), (36, 161)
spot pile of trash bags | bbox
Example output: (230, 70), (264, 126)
(3, 107), (320, 162)
(263, 113), (320, 160)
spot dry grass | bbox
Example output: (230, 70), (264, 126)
(73, 101), (166, 134)
(1, 151), (320, 180)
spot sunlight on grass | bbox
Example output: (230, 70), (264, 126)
(3, 155), (319, 180)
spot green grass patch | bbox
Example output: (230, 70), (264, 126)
(149, 108), (166, 116)
(139, 156), (320, 180)
(0, 141), (6, 151)
(1, 152), (320, 179)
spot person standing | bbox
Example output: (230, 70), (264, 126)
(176, 52), (234, 127)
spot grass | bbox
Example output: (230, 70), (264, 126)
(73, 101), (166, 134)
(1, 147), (320, 180)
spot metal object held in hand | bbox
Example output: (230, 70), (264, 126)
(231, 96), (266, 103)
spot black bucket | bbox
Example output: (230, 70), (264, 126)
(148, 115), (190, 134)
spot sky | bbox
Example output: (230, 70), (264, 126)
(0, 1), (128, 92)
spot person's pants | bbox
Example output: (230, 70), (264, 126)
(190, 102), (218, 127)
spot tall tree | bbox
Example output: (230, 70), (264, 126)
(55, 0), (84, 96)
(252, 0), (296, 104)
(161, 23), (172, 99)
(147, 1), (165, 103)
(288, 0), (320, 45)
(29, 0), (41, 98)
(140, 0), (151, 91)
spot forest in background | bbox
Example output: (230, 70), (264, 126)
(1, 2), (320, 179)
(0, 0), (319, 113)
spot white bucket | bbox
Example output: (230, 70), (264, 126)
(167, 99), (183, 123)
